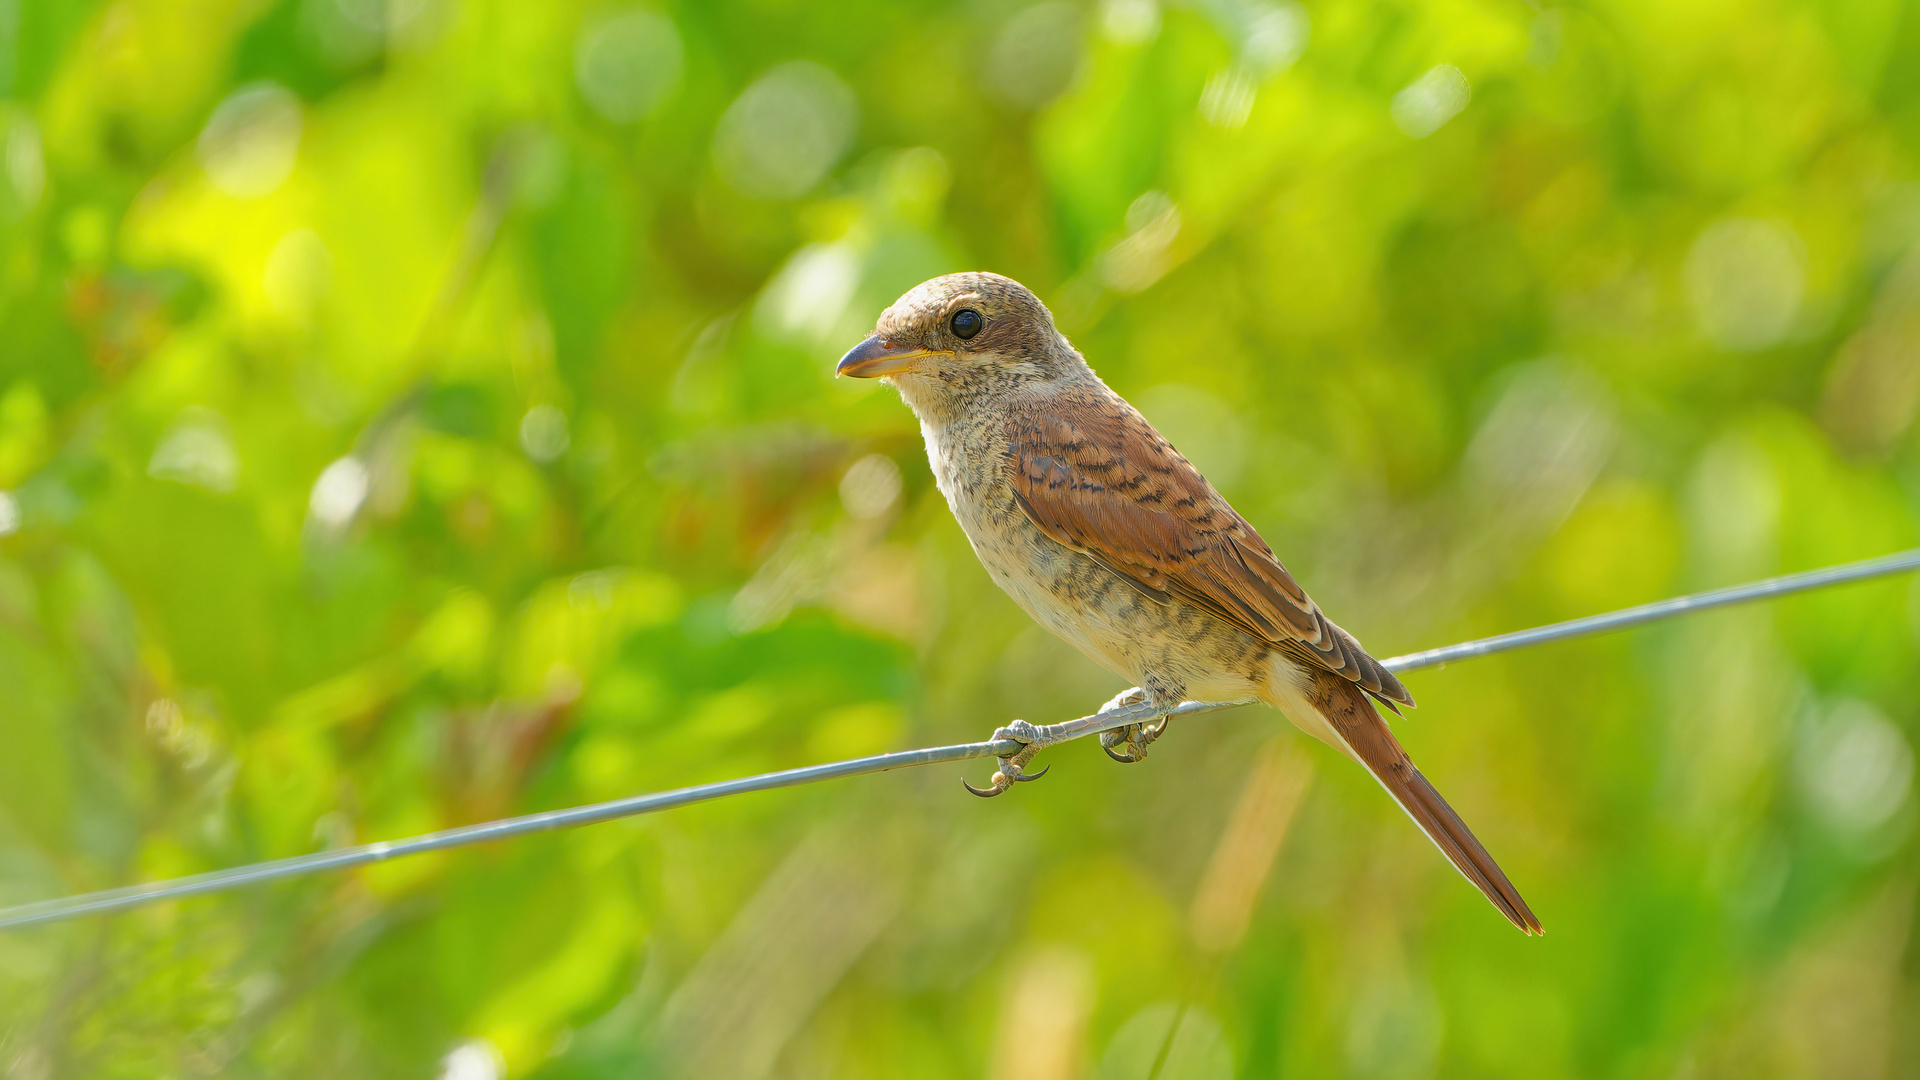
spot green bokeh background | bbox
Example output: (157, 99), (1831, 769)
(4, 0), (1920, 1076)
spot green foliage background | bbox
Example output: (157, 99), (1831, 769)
(3, 0), (1920, 1076)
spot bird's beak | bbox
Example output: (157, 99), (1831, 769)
(836, 336), (945, 379)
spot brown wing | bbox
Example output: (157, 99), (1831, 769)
(1006, 396), (1413, 709)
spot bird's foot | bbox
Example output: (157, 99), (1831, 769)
(963, 719), (1054, 798)
(1100, 717), (1170, 763)
(1096, 687), (1172, 763)
(962, 689), (1178, 795)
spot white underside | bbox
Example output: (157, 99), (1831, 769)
(1261, 654), (1363, 766)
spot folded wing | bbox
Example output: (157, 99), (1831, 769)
(1004, 397), (1413, 709)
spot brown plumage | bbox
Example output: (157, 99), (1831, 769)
(837, 271), (1541, 935)
(1007, 402), (1411, 711)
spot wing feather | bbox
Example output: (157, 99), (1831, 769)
(1006, 398), (1413, 708)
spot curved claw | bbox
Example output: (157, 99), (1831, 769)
(964, 771), (1013, 798)
(1100, 717), (1170, 764)
(964, 760), (1048, 796)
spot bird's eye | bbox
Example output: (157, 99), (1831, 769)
(950, 309), (983, 340)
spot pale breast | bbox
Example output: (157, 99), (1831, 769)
(922, 412), (1119, 655)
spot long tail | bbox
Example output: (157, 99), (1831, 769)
(1268, 667), (1543, 935)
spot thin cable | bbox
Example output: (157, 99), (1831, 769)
(1380, 547), (1920, 672)
(3, 549), (1915, 931)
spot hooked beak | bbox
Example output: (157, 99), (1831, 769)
(836, 336), (946, 379)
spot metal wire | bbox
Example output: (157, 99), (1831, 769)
(1379, 547), (1920, 672)
(3, 548), (1915, 931)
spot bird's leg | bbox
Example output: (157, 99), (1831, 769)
(1099, 685), (1176, 764)
(963, 719), (1055, 798)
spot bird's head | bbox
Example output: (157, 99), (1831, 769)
(836, 272), (1088, 411)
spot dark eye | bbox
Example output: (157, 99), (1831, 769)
(950, 309), (983, 340)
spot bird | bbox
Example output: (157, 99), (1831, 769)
(836, 271), (1541, 935)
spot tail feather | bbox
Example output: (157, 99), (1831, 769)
(1273, 666), (1542, 935)
(1393, 762), (1542, 934)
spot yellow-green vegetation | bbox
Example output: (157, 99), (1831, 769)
(2, 0), (1919, 1076)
